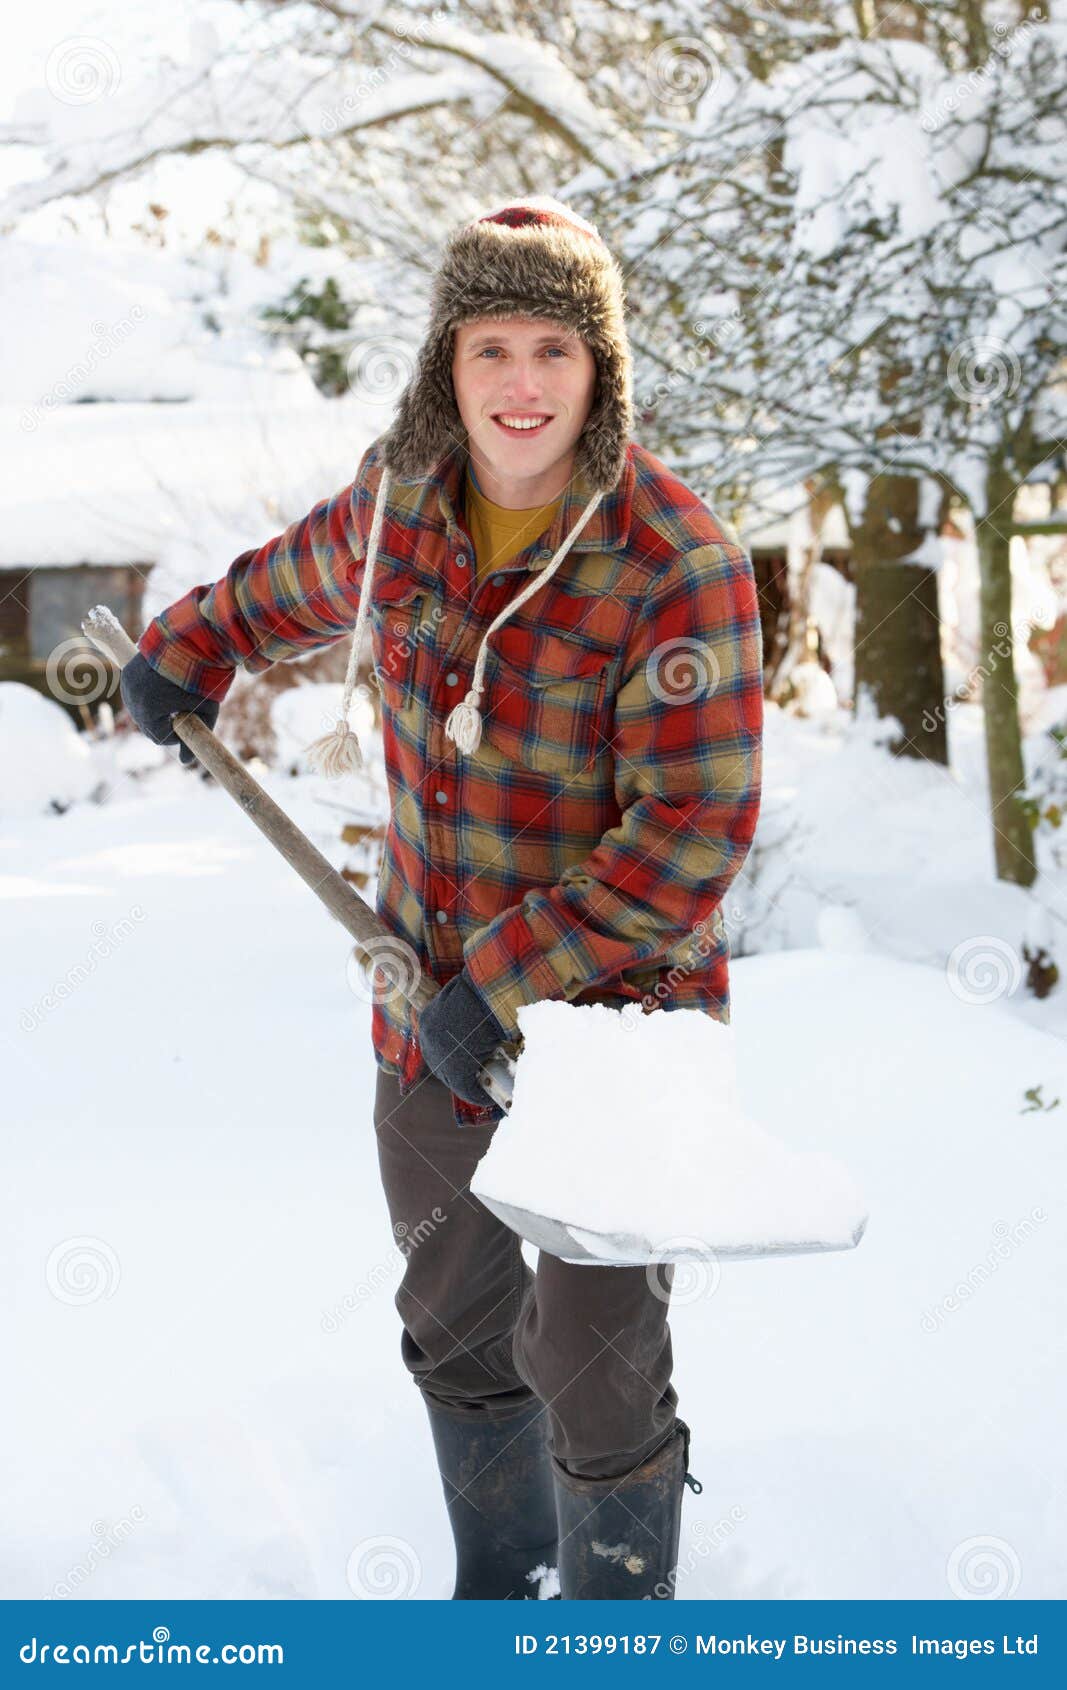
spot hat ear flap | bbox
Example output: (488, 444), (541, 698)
(575, 346), (633, 491)
(381, 326), (466, 481)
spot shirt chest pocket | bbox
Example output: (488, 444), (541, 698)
(369, 581), (429, 714)
(482, 626), (617, 774)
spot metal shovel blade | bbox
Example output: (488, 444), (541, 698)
(477, 1193), (869, 1267)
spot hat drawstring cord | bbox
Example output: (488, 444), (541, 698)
(445, 490), (603, 755)
(304, 466), (392, 776)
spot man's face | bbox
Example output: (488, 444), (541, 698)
(451, 316), (597, 495)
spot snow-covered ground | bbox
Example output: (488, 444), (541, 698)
(3, 701), (1064, 1601)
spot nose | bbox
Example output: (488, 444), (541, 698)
(501, 359), (544, 405)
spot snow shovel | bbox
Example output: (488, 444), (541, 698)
(84, 606), (869, 1269)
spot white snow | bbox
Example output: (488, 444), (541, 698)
(471, 1001), (868, 1259)
(0, 236), (384, 623)
(1, 394), (377, 617)
(2, 698), (1065, 1599)
(1, 237), (316, 413)
(781, 658), (840, 718)
(0, 681), (101, 814)
(742, 485), (851, 552)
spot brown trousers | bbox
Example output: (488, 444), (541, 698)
(373, 1067), (678, 1480)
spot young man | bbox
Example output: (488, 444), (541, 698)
(121, 197), (764, 1601)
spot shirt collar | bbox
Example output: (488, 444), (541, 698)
(406, 439), (635, 569)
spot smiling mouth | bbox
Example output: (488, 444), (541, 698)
(492, 413), (553, 436)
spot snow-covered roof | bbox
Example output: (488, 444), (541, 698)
(1, 396), (379, 582)
(742, 484), (850, 552)
(0, 232), (388, 598)
(2, 235), (319, 411)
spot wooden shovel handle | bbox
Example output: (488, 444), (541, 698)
(82, 607), (515, 1111)
(83, 604), (442, 1004)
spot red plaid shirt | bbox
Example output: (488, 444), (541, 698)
(138, 437), (764, 1120)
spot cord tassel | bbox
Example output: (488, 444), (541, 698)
(445, 690), (485, 754)
(302, 465), (392, 778)
(305, 718), (365, 776)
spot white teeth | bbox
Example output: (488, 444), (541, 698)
(497, 415), (549, 430)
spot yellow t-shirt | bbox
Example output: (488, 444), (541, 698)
(464, 469), (563, 584)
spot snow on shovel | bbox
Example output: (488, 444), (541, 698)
(85, 606), (868, 1268)
(470, 1002), (869, 1266)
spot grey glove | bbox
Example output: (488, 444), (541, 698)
(417, 971), (508, 1108)
(120, 651), (221, 767)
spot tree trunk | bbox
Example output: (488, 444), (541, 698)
(975, 465), (1037, 887)
(849, 472), (949, 765)
(768, 479), (836, 705)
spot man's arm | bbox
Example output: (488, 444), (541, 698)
(462, 540), (765, 1037)
(136, 446), (378, 702)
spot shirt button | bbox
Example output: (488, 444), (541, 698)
(445, 671), (459, 688)
(456, 553), (468, 569)
(435, 909), (448, 925)
(434, 790), (448, 805)
(492, 573), (505, 586)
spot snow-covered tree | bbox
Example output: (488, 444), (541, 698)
(601, 0), (1065, 884)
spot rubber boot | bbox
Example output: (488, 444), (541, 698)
(552, 1419), (702, 1600)
(424, 1396), (560, 1599)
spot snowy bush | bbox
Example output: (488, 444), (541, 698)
(0, 683), (102, 816)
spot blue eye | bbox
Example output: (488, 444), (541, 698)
(475, 345), (567, 358)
